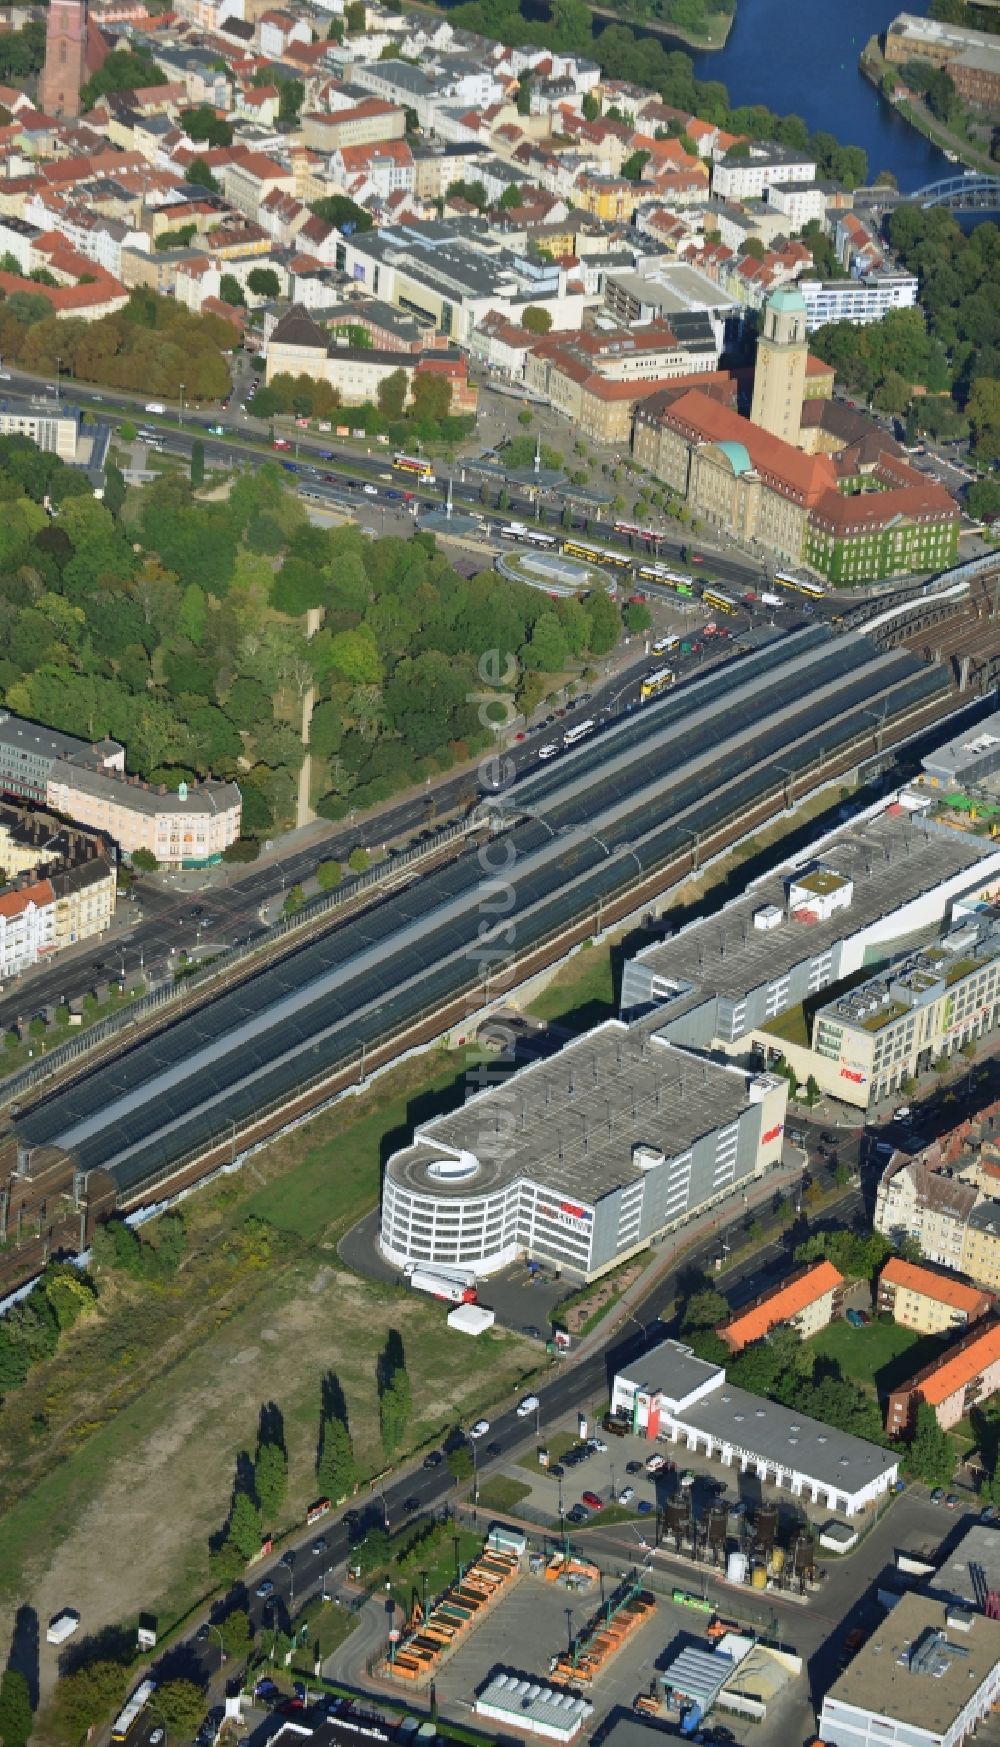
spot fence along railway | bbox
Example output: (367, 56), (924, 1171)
(0, 611), (989, 1295)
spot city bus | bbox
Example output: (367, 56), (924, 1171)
(562, 539), (632, 570)
(652, 635), (679, 656)
(774, 570), (825, 600)
(111, 1682), (156, 1743)
(393, 453), (434, 480)
(563, 718), (596, 746)
(640, 667), (675, 702)
(636, 564), (694, 596)
(523, 529), (557, 547)
(702, 587), (738, 616)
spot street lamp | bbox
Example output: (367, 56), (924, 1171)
(179, 382), (186, 429)
(55, 355), (62, 402)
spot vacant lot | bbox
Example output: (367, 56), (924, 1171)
(0, 1045), (537, 1694)
(810, 1318), (942, 1393)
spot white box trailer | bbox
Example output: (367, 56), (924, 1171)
(46, 1611), (80, 1645)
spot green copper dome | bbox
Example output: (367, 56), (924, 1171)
(716, 440), (752, 476)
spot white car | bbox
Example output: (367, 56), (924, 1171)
(363, 483), (378, 495)
(645, 1454), (666, 1475)
(516, 1394), (539, 1418)
(469, 1419), (490, 1440)
(590, 1438), (608, 1454)
(538, 744), (559, 760)
(618, 1485), (635, 1505)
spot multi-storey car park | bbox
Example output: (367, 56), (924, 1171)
(379, 1019), (788, 1280)
(3, 625), (958, 1218)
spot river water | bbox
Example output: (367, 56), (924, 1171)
(674, 0), (949, 190)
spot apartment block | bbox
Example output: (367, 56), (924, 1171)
(875, 1151), (979, 1272)
(877, 1256), (992, 1336)
(718, 1260), (844, 1352)
(0, 803), (116, 975)
(962, 1202), (1000, 1293)
(46, 766), (241, 869)
(886, 1317), (1000, 1434)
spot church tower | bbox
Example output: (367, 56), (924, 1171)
(750, 284), (808, 447)
(40, 0), (87, 119)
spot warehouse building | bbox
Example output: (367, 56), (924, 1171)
(877, 1257), (992, 1336)
(819, 1594), (1000, 1747)
(612, 1339), (899, 1516)
(622, 810), (1000, 1071)
(718, 1259), (844, 1352)
(379, 1018), (788, 1281)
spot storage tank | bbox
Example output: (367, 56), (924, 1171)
(726, 1551), (748, 1585)
(753, 1505), (778, 1552)
(752, 1563), (767, 1590)
(708, 1504), (729, 1547)
(768, 1547), (785, 1578)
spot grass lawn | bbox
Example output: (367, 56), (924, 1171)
(518, 1431), (577, 1474)
(810, 1318), (945, 1394)
(475, 1476), (531, 1512)
(289, 1594), (359, 1670)
(525, 941), (616, 1032)
(0, 1046), (540, 1686)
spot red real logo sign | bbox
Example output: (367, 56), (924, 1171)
(762, 1124), (784, 1144)
(840, 1067), (865, 1084)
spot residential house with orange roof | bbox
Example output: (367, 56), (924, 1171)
(877, 1257), (992, 1337)
(718, 1260), (845, 1353)
(886, 1316), (1000, 1433)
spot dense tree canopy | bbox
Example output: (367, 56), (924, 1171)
(0, 436), (625, 847)
(810, 210), (1000, 458)
(0, 288), (235, 402)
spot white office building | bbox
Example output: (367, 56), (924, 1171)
(799, 272), (919, 330)
(819, 1594), (1000, 1747)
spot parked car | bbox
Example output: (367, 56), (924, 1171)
(645, 1454), (666, 1475)
(625, 1459), (643, 1475)
(423, 1450), (443, 1469)
(566, 1505), (588, 1525)
(636, 1499), (654, 1515)
(618, 1486), (635, 1505)
(580, 1491), (603, 1512)
(946, 1494), (959, 1509)
(469, 1419), (490, 1440)
(255, 1579), (275, 1599)
(931, 1487), (945, 1504)
(845, 1309), (866, 1329)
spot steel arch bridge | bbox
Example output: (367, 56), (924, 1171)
(912, 173), (1000, 211)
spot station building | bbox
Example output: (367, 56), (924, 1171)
(612, 1338), (899, 1517)
(379, 1018), (788, 1282)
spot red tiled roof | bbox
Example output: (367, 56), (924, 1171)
(720, 1261), (844, 1352)
(880, 1257), (989, 1315)
(0, 878), (54, 919)
(662, 389), (836, 505)
(920, 1320), (1000, 1407)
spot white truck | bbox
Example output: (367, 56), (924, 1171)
(144, 401), (166, 414)
(46, 1611), (80, 1646)
(407, 1268), (477, 1305)
(760, 591), (783, 609)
